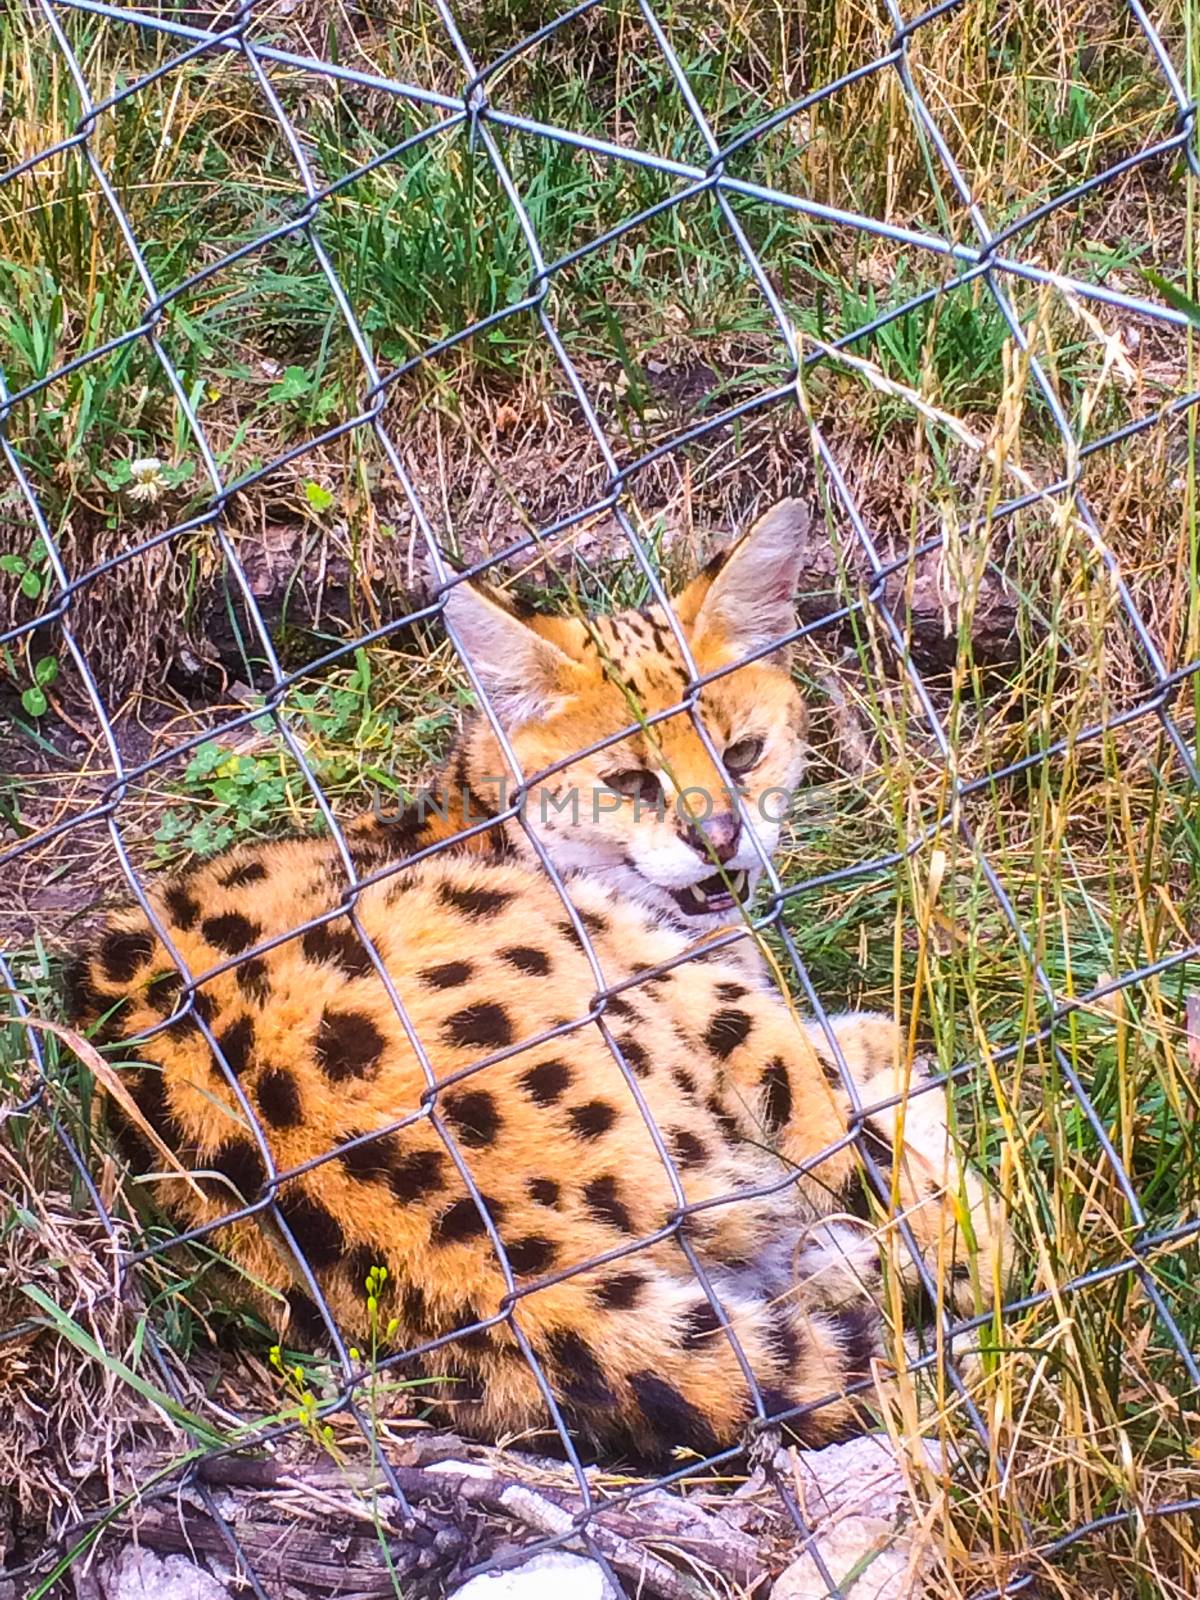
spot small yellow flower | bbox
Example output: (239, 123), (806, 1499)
(127, 457), (166, 506)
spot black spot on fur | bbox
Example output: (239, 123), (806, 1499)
(257, 1066), (303, 1128)
(201, 912), (259, 957)
(629, 1371), (719, 1457)
(207, 1138), (266, 1202)
(485, 824), (517, 861)
(357, 807), (424, 860)
(528, 1177), (561, 1208)
(443, 1090), (502, 1148)
(315, 1009), (384, 1080)
(285, 1289), (328, 1345)
(700, 548), (729, 583)
(838, 1125), (894, 1220)
(715, 981), (748, 1002)
(706, 1093), (742, 1144)
(502, 945), (551, 977)
(861, 1119), (894, 1177)
(506, 1235), (557, 1276)
(839, 1171), (873, 1220)
(668, 1127), (709, 1169)
(758, 1386), (794, 1423)
(389, 1148), (446, 1202)
(401, 1284), (429, 1334)
(764, 1310), (801, 1367)
(145, 968), (183, 1012)
(672, 1066), (698, 1097)
(100, 928), (154, 984)
(216, 1014), (255, 1077)
(454, 1309), (491, 1354)
(521, 1060), (572, 1105)
(435, 1356), (486, 1408)
(277, 1188), (345, 1269)
(421, 961), (473, 989)
(556, 909), (608, 944)
(584, 1175), (634, 1234)
(835, 1305), (877, 1380)
(433, 1194), (506, 1244)
(606, 995), (635, 1021)
(681, 1300), (722, 1348)
(338, 1131), (401, 1181)
(615, 1034), (650, 1077)
(130, 1068), (182, 1144)
(63, 957), (100, 1022)
(220, 859), (268, 888)
(569, 1100), (617, 1141)
(704, 1008), (752, 1059)
(438, 883), (513, 919)
(761, 1057), (793, 1130)
(349, 843), (396, 877)
(344, 1244), (388, 1298)
(237, 958), (271, 1003)
(441, 1003), (513, 1050)
(166, 987), (216, 1044)
(596, 1273), (646, 1310)
(302, 922), (374, 979)
(466, 782), (498, 821)
(547, 1329), (615, 1409)
(163, 883), (199, 931)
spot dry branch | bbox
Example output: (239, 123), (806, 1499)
(110, 1445), (780, 1599)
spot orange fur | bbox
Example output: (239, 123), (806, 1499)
(67, 502), (1004, 1462)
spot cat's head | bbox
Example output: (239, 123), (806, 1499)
(444, 499), (812, 932)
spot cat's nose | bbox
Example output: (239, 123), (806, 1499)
(685, 811), (741, 864)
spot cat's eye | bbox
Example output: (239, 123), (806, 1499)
(723, 737), (764, 777)
(602, 767), (661, 804)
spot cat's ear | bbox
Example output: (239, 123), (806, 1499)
(676, 498), (810, 656)
(442, 578), (582, 727)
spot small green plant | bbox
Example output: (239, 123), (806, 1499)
(1, 536), (53, 602)
(303, 479), (336, 514)
(361, 1262), (400, 1361)
(95, 454), (195, 507)
(2, 644), (60, 717)
(1, 537), (61, 715)
(268, 1342), (341, 1457)
(152, 740), (297, 863)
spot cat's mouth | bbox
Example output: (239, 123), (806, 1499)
(669, 868), (752, 919)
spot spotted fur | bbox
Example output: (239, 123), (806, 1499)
(67, 500), (1005, 1462)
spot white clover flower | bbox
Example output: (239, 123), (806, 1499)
(127, 457), (166, 506)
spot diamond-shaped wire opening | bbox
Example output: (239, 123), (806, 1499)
(903, 0), (1188, 233)
(462, 0), (721, 172)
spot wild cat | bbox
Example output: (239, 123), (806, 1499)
(69, 500), (1002, 1459)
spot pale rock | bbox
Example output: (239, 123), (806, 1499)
(779, 1434), (942, 1522)
(450, 1550), (621, 1600)
(79, 1546), (230, 1600)
(773, 1516), (924, 1598)
(770, 1434), (941, 1599)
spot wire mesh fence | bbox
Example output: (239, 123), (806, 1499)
(2, 0), (1200, 1593)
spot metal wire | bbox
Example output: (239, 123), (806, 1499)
(2, 0), (1198, 1593)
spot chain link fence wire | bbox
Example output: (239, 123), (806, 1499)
(2, 0), (1200, 1593)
